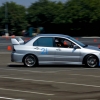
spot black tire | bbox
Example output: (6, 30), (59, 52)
(84, 55), (99, 68)
(23, 55), (38, 67)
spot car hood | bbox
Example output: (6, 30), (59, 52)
(85, 45), (100, 51)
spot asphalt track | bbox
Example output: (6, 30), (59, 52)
(1, 36), (100, 100)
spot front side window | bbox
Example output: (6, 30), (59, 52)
(54, 37), (75, 48)
(33, 37), (53, 47)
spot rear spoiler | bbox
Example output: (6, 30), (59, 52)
(11, 37), (24, 45)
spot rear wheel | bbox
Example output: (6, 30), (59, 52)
(85, 55), (98, 68)
(23, 55), (37, 67)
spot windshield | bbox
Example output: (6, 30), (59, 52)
(68, 36), (86, 47)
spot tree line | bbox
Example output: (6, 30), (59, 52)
(0, 0), (100, 36)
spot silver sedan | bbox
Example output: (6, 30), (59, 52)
(11, 34), (100, 68)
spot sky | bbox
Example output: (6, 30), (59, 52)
(0, 0), (67, 8)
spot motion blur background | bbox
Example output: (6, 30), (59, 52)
(0, 0), (100, 37)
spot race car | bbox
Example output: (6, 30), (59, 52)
(11, 34), (100, 68)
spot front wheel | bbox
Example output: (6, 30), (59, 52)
(23, 55), (37, 67)
(85, 55), (99, 68)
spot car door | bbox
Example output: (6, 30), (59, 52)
(54, 37), (81, 64)
(33, 37), (56, 64)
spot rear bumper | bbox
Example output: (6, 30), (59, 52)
(11, 52), (24, 63)
(11, 53), (14, 62)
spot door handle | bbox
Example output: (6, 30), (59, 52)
(56, 48), (61, 51)
(34, 47), (39, 50)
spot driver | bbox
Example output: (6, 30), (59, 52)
(55, 39), (61, 47)
(63, 40), (69, 47)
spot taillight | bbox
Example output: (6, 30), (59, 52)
(13, 47), (16, 52)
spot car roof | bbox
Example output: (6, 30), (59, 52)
(25, 34), (71, 44)
(36, 34), (70, 38)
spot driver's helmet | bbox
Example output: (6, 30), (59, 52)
(63, 40), (68, 46)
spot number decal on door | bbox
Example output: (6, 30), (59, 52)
(41, 48), (48, 54)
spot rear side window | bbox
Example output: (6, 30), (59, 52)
(33, 37), (53, 47)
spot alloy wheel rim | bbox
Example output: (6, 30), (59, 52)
(87, 56), (97, 67)
(25, 55), (35, 67)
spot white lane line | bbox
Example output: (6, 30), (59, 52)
(1, 66), (100, 74)
(0, 88), (54, 96)
(62, 68), (100, 70)
(2, 67), (100, 73)
(0, 76), (100, 88)
(0, 66), (96, 74)
(0, 68), (59, 73)
(0, 68), (49, 73)
(0, 96), (24, 100)
(69, 74), (100, 78)
(52, 68), (100, 72)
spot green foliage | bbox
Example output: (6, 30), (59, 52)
(0, 0), (100, 36)
(0, 1), (27, 35)
(64, 0), (100, 23)
(27, 0), (62, 26)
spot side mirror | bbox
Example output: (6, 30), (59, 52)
(73, 45), (79, 49)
